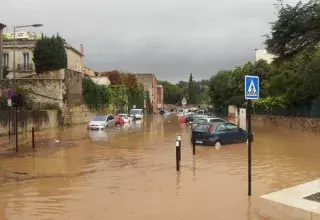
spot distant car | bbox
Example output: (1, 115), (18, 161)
(88, 114), (115, 130)
(191, 122), (253, 147)
(118, 113), (133, 123)
(130, 109), (144, 119)
(159, 110), (170, 115)
(205, 117), (226, 123)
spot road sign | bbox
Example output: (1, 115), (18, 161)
(182, 97), (187, 105)
(7, 99), (12, 107)
(245, 75), (259, 100)
(133, 105), (136, 109)
(7, 88), (13, 99)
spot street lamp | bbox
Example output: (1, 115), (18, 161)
(0, 23), (7, 79)
(13, 24), (43, 85)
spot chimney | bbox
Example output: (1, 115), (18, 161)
(80, 44), (84, 55)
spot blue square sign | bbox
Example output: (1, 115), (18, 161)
(244, 75), (259, 100)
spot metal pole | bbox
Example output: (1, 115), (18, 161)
(32, 127), (35, 149)
(13, 27), (16, 85)
(15, 106), (18, 152)
(176, 140), (180, 171)
(8, 108), (11, 140)
(247, 100), (252, 196)
(192, 130), (196, 155)
(177, 135), (181, 161)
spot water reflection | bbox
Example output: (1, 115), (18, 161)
(89, 130), (108, 142)
(0, 115), (320, 220)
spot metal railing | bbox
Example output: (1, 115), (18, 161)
(17, 63), (34, 72)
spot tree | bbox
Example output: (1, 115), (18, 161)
(122, 73), (140, 93)
(33, 34), (67, 73)
(101, 70), (122, 85)
(188, 73), (196, 104)
(265, 0), (320, 60)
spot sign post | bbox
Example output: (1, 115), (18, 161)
(7, 89), (13, 141)
(244, 75), (259, 197)
(181, 97), (187, 109)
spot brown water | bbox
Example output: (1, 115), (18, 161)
(0, 115), (319, 220)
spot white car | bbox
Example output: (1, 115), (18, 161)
(87, 114), (115, 130)
(130, 108), (144, 120)
(205, 117), (226, 123)
(118, 114), (133, 123)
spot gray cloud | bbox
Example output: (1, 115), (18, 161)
(1, 0), (301, 82)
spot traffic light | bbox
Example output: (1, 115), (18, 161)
(12, 94), (22, 107)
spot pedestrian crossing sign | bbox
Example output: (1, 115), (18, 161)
(244, 75), (259, 100)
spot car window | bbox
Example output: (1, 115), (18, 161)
(92, 115), (107, 121)
(198, 119), (207, 124)
(210, 118), (225, 122)
(226, 123), (239, 131)
(107, 115), (114, 120)
(216, 124), (228, 132)
(195, 124), (210, 132)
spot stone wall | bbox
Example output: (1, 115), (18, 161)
(0, 110), (59, 135)
(69, 104), (95, 124)
(252, 114), (320, 130)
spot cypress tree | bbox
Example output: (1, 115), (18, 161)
(33, 34), (68, 74)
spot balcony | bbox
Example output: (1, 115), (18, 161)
(17, 63), (34, 72)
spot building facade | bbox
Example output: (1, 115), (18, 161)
(2, 38), (84, 78)
(134, 73), (163, 114)
(157, 85), (163, 110)
(90, 76), (110, 86)
(255, 49), (275, 64)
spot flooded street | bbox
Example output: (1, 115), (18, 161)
(0, 115), (320, 220)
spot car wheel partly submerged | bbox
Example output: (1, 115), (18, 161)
(214, 140), (222, 149)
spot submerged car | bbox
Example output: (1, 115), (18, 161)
(130, 109), (144, 119)
(87, 115), (115, 130)
(191, 122), (253, 147)
(159, 110), (170, 115)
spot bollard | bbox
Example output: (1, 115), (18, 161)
(176, 140), (180, 171)
(177, 135), (181, 161)
(192, 130), (196, 155)
(32, 127), (35, 149)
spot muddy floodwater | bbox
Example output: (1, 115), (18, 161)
(0, 115), (320, 220)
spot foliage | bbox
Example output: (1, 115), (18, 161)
(208, 47), (320, 114)
(0, 80), (34, 110)
(33, 34), (67, 74)
(108, 85), (128, 111)
(265, 0), (320, 60)
(158, 78), (209, 105)
(82, 77), (112, 110)
(188, 73), (196, 104)
(101, 70), (122, 85)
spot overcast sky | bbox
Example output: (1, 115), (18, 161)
(2, 0), (301, 82)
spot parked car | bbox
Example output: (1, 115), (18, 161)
(159, 110), (170, 115)
(190, 117), (208, 130)
(191, 122), (253, 147)
(205, 117), (226, 123)
(118, 113), (133, 123)
(87, 114), (115, 130)
(130, 108), (144, 119)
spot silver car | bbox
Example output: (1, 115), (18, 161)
(87, 114), (115, 130)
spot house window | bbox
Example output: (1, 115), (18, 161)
(23, 53), (29, 69)
(3, 54), (9, 68)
